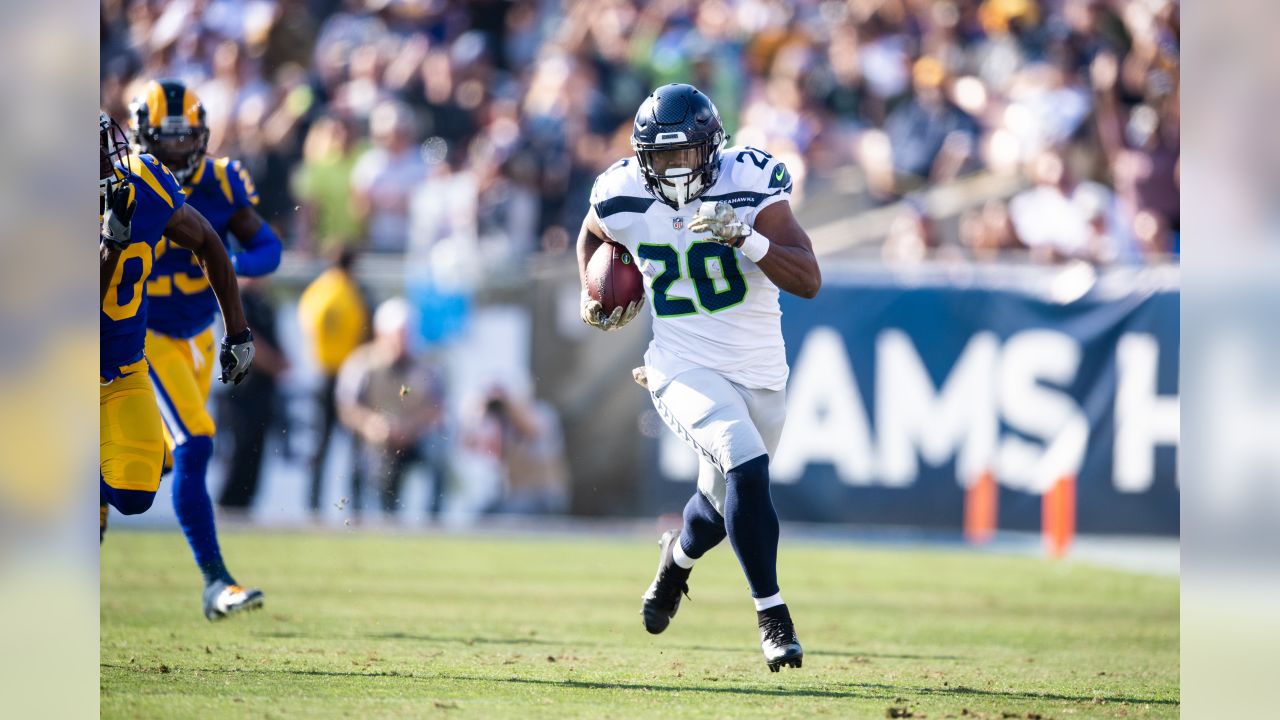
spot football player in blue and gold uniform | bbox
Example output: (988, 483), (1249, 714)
(129, 81), (281, 621)
(100, 111), (254, 533)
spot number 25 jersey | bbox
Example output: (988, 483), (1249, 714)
(589, 146), (794, 393)
(147, 156), (259, 338)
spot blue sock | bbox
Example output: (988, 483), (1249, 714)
(723, 454), (780, 599)
(100, 478), (156, 515)
(170, 436), (232, 586)
(679, 489), (726, 559)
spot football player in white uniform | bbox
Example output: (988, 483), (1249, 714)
(576, 83), (821, 671)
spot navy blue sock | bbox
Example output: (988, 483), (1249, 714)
(723, 454), (780, 598)
(170, 436), (232, 585)
(100, 478), (156, 515)
(679, 489), (727, 559)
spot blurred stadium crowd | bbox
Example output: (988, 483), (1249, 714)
(98, 0), (1179, 519)
(101, 0), (1179, 267)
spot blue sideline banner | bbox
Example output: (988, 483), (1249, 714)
(648, 266), (1180, 536)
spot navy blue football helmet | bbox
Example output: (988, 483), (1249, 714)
(631, 83), (725, 209)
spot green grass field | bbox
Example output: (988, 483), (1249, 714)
(101, 530), (1178, 719)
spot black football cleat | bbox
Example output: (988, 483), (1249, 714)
(758, 603), (804, 672)
(641, 529), (691, 634)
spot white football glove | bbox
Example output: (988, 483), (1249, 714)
(101, 180), (137, 251)
(580, 289), (644, 332)
(690, 201), (751, 247)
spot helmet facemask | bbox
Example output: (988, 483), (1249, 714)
(635, 144), (718, 209)
(100, 112), (129, 216)
(136, 122), (208, 185)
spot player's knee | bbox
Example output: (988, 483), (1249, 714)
(173, 434), (214, 465)
(726, 454), (770, 491)
(107, 487), (157, 515)
(102, 449), (165, 513)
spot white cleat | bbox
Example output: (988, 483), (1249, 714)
(203, 582), (265, 621)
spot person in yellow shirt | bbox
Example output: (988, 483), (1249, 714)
(297, 248), (369, 515)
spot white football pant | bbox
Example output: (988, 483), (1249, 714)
(649, 366), (786, 515)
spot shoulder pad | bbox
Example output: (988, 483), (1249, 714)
(589, 157), (647, 206)
(720, 145), (793, 196)
(123, 153), (184, 209)
(589, 157), (653, 241)
(211, 157), (260, 207)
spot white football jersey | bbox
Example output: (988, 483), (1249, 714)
(589, 146), (795, 392)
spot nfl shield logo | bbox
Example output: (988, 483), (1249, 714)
(673, 216), (684, 230)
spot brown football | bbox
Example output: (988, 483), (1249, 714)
(586, 241), (644, 315)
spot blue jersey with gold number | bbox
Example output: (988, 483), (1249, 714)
(146, 156), (260, 338)
(101, 154), (185, 380)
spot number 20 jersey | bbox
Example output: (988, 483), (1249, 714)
(100, 153), (185, 380)
(589, 146), (794, 393)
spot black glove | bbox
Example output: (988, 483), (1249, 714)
(101, 180), (137, 251)
(219, 328), (256, 385)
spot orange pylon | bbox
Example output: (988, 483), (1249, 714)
(964, 470), (997, 545)
(1042, 475), (1077, 558)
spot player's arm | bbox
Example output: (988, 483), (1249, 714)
(750, 201), (822, 299)
(226, 207), (282, 277)
(575, 207), (642, 331)
(164, 204), (256, 383)
(165, 205), (248, 334)
(576, 208), (607, 289)
(692, 199), (821, 299)
(100, 244), (122, 304)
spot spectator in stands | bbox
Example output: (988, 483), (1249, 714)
(409, 140), (477, 259)
(337, 298), (451, 520)
(960, 199), (1024, 262)
(297, 248), (369, 516)
(351, 101), (427, 252)
(464, 386), (569, 515)
(261, 0), (319, 79)
(1132, 207), (1176, 260)
(293, 115), (363, 256)
(860, 56), (980, 199)
(217, 275), (289, 512)
(1091, 50), (1180, 243)
(101, 0), (1178, 267)
(1008, 149), (1136, 264)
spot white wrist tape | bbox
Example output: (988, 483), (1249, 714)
(739, 232), (771, 263)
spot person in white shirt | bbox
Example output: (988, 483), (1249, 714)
(351, 101), (427, 252)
